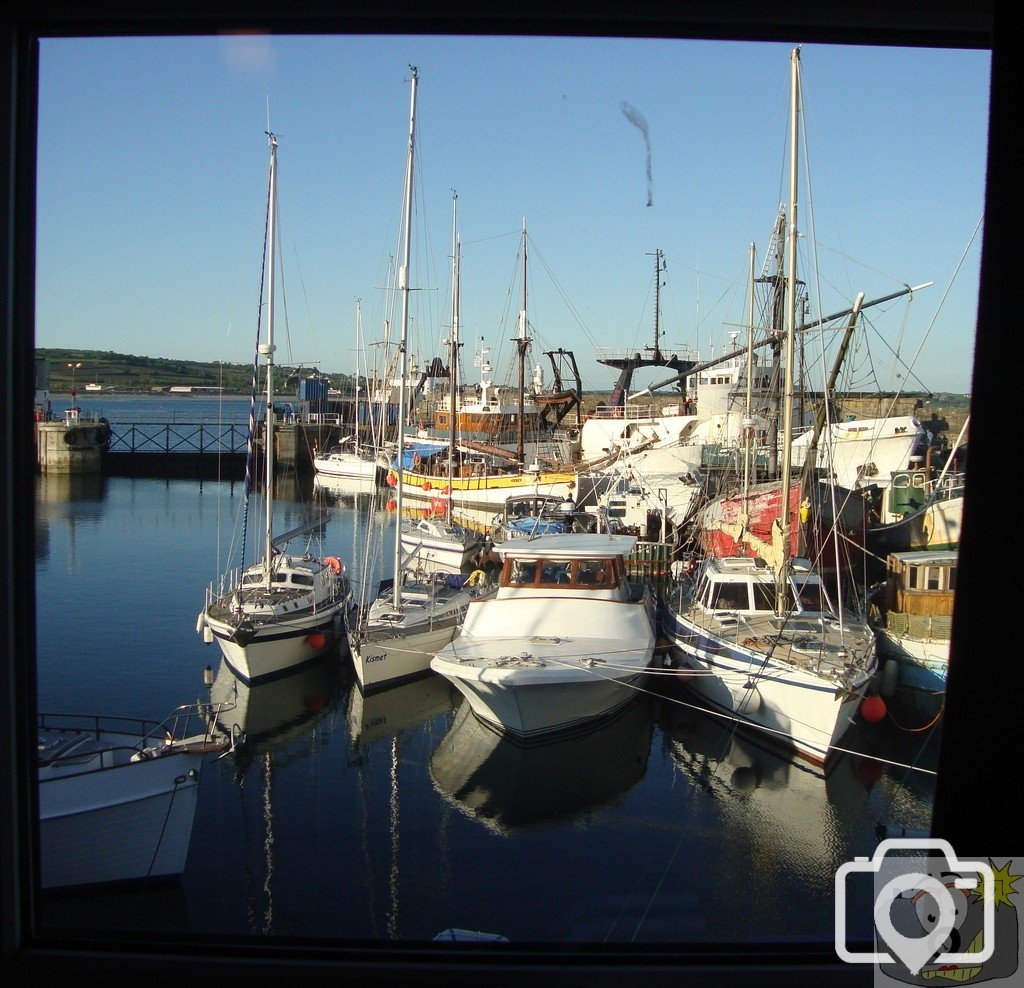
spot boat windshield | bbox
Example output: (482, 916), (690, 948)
(700, 577), (830, 614)
(501, 556), (617, 589)
(790, 576), (833, 613)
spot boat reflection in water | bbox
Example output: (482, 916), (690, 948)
(347, 673), (458, 751)
(206, 653), (348, 773)
(429, 694), (654, 835)
(659, 679), (934, 875)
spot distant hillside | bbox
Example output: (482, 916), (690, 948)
(36, 348), (350, 394)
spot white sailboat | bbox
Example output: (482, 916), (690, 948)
(348, 68), (480, 693)
(313, 299), (388, 487)
(197, 133), (351, 685)
(399, 194), (482, 571)
(659, 48), (880, 765)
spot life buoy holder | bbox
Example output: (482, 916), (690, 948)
(323, 556), (343, 575)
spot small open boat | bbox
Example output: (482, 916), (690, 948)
(37, 701), (234, 890)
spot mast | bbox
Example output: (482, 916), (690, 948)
(648, 248), (665, 358)
(262, 133), (279, 583)
(742, 242), (756, 507)
(354, 298), (363, 455)
(516, 220), (529, 466)
(392, 66), (418, 607)
(776, 47), (800, 614)
(447, 192), (459, 522)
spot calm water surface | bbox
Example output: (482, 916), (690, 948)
(34, 462), (941, 945)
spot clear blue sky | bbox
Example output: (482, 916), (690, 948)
(35, 34), (989, 395)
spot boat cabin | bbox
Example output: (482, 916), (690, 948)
(692, 555), (836, 616)
(495, 533), (637, 596)
(883, 549), (957, 617)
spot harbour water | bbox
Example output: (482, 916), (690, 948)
(33, 403), (940, 946)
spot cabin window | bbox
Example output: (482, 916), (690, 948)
(751, 583), (776, 611)
(501, 557), (614, 589)
(541, 561), (572, 584)
(710, 582), (749, 610)
(242, 574), (262, 585)
(907, 564), (953, 592)
(291, 574), (314, 586)
(508, 559), (539, 585)
(792, 579), (829, 612)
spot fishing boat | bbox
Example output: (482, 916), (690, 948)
(37, 702), (233, 890)
(348, 69), (483, 694)
(197, 134), (350, 684)
(871, 548), (955, 721)
(659, 48), (880, 765)
(394, 223), (578, 513)
(430, 532), (657, 739)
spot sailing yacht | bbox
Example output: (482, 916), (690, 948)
(197, 134), (351, 685)
(659, 49), (880, 765)
(348, 69), (483, 694)
(313, 300), (388, 486)
(398, 195), (481, 571)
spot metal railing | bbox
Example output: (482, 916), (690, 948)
(108, 423), (251, 454)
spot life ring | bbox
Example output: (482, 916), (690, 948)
(386, 472), (397, 487)
(423, 481), (432, 492)
(63, 430), (77, 446)
(442, 485), (451, 495)
(323, 556), (343, 575)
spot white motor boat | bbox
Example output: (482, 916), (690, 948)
(37, 702), (233, 890)
(430, 532), (656, 739)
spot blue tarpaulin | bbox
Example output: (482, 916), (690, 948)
(394, 442), (446, 470)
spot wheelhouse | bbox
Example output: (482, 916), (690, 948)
(693, 556), (836, 615)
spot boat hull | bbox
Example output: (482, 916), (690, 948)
(436, 664), (647, 740)
(205, 604), (346, 685)
(38, 743), (202, 890)
(662, 611), (873, 764)
(350, 597), (470, 693)
(399, 472), (576, 514)
(313, 453), (383, 485)
(876, 629), (947, 721)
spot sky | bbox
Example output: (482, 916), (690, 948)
(35, 34), (990, 396)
